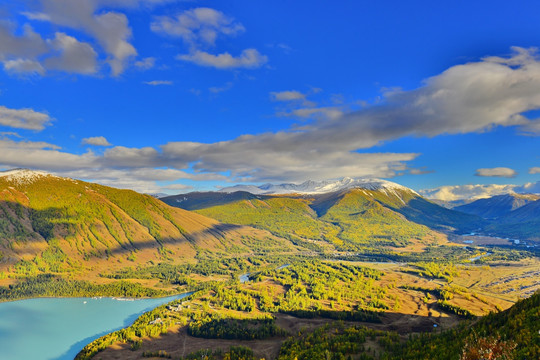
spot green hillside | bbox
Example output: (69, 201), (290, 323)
(195, 196), (340, 251)
(0, 170), (296, 284)
(187, 187), (480, 251)
(278, 291), (539, 360)
(392, 291), (540, 359)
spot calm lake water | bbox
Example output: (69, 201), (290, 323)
(0, 294), (189, 360)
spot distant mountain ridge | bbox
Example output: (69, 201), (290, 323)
(455, 193), (540, 219)
(218, 177), (418, 196)
(163, 178), (483, 251)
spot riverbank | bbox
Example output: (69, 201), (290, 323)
(0, 293), (191, 360)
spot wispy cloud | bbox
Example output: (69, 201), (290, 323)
(153, 7), (267, 70)
(151, 7), (245, 47)
(475, 167), (517, 178)
(529, 167), (540, 174)
(0, 106), (52, 130)
(271, 90), (307, 102)
(134, 56), (156, 70)
(177, 48), (267, 69)
(209, 81), (233, 93)
(143, 80), (173, 86)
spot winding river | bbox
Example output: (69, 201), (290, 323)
(0, 294), (189, 360)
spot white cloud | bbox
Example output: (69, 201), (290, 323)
(177, 48), (267, 69)
(0, 23), (48, 59)
(529, 167), (540, 174)
(270, 89), (318, 113)
(475, 167), (517, 178)
(288, 107), (344, 121)
(103, 146), (163, 167)
(0, 138), (95, 171)
(21, 12), (52, 21)
(143, 80), (173, 85)
(151, 7), (245, 47)
(152, 7), (267, 70)
(44, 32), (98, 74)
(134, 56), (155, 69)
(3, 58), (45, 75)
(0, 106), (52, 130)
(271, 90), (307, 102)
(82, 136), (112, 146)
(27, 0), (138, 76)
(163, 183), (193, 191)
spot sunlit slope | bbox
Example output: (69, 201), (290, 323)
(0, 170), (295, 278)
(195, 196), (340, 251)
(190, 186), (480, 250)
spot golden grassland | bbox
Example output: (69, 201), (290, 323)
(80, 257), (537, 360)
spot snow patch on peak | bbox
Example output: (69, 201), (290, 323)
(219, 177), (418, 196)
(0, 169), (57, 185)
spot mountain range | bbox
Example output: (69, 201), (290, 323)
(2, 170), (539, 283)
(162, 178), (483, 251)
(164, 177), (540, 243)
(218, 177), (417, 195)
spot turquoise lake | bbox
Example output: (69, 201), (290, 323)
(0, 294), (189, 360)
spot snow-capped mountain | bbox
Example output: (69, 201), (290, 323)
(0, 168), (58, 185)
(218, 177), (418, 196)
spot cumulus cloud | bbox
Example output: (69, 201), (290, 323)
(35, 0), (136, 76)
(143, 80), (173, 85)
(475, 167), (517, 178)
(152, 7), (267, 70)
(530, 167), (540, 174)
(0, 23), (48, 59)
(0, 106), (52, 130)
(44, 32), (98, 74)
(177, 48), (267, 69)
(163, 183), (193, 191)
(151, 7), (245, 47)
(13, 0), (172, 76)
(160, 138), (417, 183)
(82, 136), (112, 146)
(4, 47), (540, 192)
(0, 137), (95, 171)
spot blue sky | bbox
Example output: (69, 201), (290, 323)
(1, 0), (540, 198)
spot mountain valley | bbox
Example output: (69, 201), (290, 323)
(0, 171), (538, 360)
